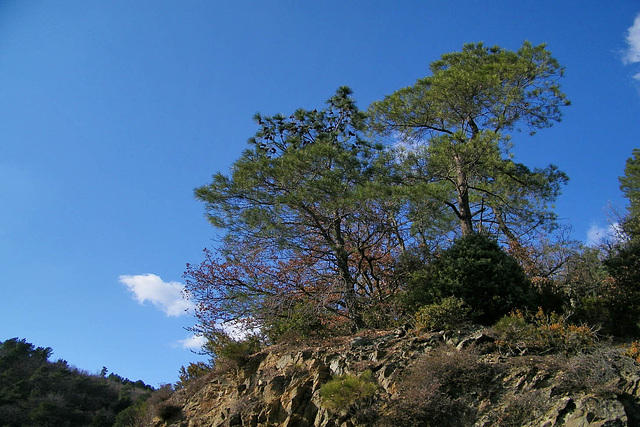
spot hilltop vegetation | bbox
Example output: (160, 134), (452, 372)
(129, 42), (640, 425)
(148, 42), (640, 426)
(183, 41), (640, 357)
(0, 338), (152, 427)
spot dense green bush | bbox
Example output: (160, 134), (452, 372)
(492, 308), (597, 355)
(175, 361), (212, 389)
(414, 297), (470, 331)
(319, 370), (378, 412)
(211, 334), (262, 366)
(264, 300), (325, 342)
(406, 233), (535, 324)
(602, 239), (640, 336)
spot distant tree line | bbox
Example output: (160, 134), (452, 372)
(0, 338), (152, 427)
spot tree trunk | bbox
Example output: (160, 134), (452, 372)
(454, 155), (475, 236)
(332, 217), (365, 330)
(491, 204), (519, 247)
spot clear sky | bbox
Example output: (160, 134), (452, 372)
(1, 1), (639, 387)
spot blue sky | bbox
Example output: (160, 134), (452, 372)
(1, 1), (639, 387)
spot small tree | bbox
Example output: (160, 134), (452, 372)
(596, 148), (640, 336)
(188, 87), (406, 333)
(601, 239), (640, 336)
(620, 148), (640, 238)
(406, 234), (534, 324)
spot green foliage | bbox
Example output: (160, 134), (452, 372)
(539, 245), (616, 330)
(265, 300), (325, 343)
(573, 294), (611, 327)
(585, 148), (640, 336)
(132, 384), (176, 426)
(620, 148), (640, 237)
(113, 404), (141, 427)
(533, 232), (640, 338)
(370, 41), (569, 240)
(175, 362), (212, 389)
(0, 338), (152, 427)
(406, 234), (535, 324)
(557, 246), (608, 300)
(319, 370), (378, 412)
(188, 86), (403, 333)
(201, 328), (263, 366)
(493, 308), (597, 355)
(601, 239), (640, 336)
(187, 43), (573, 344)
(414, 297), (470, 331)
(216, 337), (262, 365)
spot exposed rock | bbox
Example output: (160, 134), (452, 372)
(532, 395), (627, 427)
(456, 331), (495, 351)
(151, 329), (640, 427)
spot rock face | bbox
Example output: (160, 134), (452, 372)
(152, 328), (640, 426)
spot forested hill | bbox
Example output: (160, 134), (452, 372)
(0, 337), (152, 427)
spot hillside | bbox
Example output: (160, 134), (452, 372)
(0, 338), (153, 427)
(142, 326), (640, 426)
(165, 41), (640, 426)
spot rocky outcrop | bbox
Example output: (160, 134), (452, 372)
(152, 327), (640, 426)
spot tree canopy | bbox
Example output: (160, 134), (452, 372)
(620, 148), (640, 237)
(189, 87), (404, 333)
(370, 41), (570, 242)
(187, 42), (572, 338)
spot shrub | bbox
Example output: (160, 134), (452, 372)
(414, 297), (470, 331)
(362, 301), (406, 330)
(133, 384), (174, 426)
(319, 370), (378, 412)
(558, 247), (609, 302)
(491, 390), (548, 426)
(264, 300), (325, 343)
(574, 294), (612, 329)
(624, 341), (640, 363)
(113, 404), (140, 427)
(555, 349), (621, 396)
(215, 336), (262, 365)
(175, 362), (211, 389)
(201, 329), (262, 366)
(406, 233), (535, 324)
(156, 401), (182, 421)
(493, 308), (597, 355)
(601, 239), (640, 336)
(380, 346), (495, 426)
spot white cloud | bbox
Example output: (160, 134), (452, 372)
(625, 13), (640, 65)
(178, 334), (206, 350)
(120, 273), (194, 317)
(586, 223), (620, 247)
